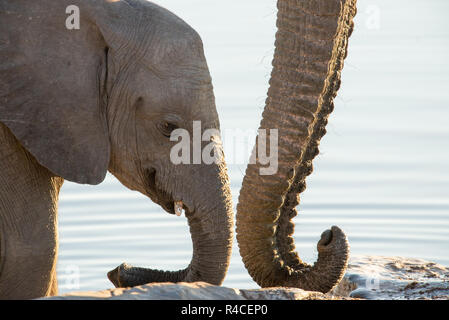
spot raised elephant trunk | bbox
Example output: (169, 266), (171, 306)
(108, 160), (234, 287)
(236, 0), (357, 293)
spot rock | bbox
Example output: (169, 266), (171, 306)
(330, 255), (449, 300)
(45, 255), (449, 300)
(45, 281), (333, 300)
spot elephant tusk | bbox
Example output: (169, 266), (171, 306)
(174, 200), (184, 216)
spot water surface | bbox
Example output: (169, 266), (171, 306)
(57, 0), (449, 292)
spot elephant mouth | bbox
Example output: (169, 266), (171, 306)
(145, 168), (187, 216)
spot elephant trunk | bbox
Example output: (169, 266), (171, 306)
(108, 161), (234, 287)
(236, 0), (356, 293)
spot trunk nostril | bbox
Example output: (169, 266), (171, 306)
(319, 229), (333, 247)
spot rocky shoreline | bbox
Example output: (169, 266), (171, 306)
(46, 255), (449, 300)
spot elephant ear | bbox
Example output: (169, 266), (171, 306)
(0, 2), (110, 184)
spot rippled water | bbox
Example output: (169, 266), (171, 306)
(57, 0), (449, 293)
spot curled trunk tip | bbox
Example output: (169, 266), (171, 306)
(107, 263), (190, 288)
(107, 263), (130, 288)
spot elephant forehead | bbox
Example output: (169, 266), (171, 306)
(136, 12), (206, 69)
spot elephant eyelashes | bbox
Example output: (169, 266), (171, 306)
(158, 121), (179, 138)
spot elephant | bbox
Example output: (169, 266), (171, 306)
(236, 0), (358, 293)
(0, 0), (233, 299)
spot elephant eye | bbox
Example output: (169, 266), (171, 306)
(158, 121), (179, 138)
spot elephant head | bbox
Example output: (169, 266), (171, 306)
(236, 0), (357, 293)
(0, 0), (233, 286)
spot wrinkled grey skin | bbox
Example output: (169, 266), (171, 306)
(236, 0), (357, 293)
(0, 0), (233, 299)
